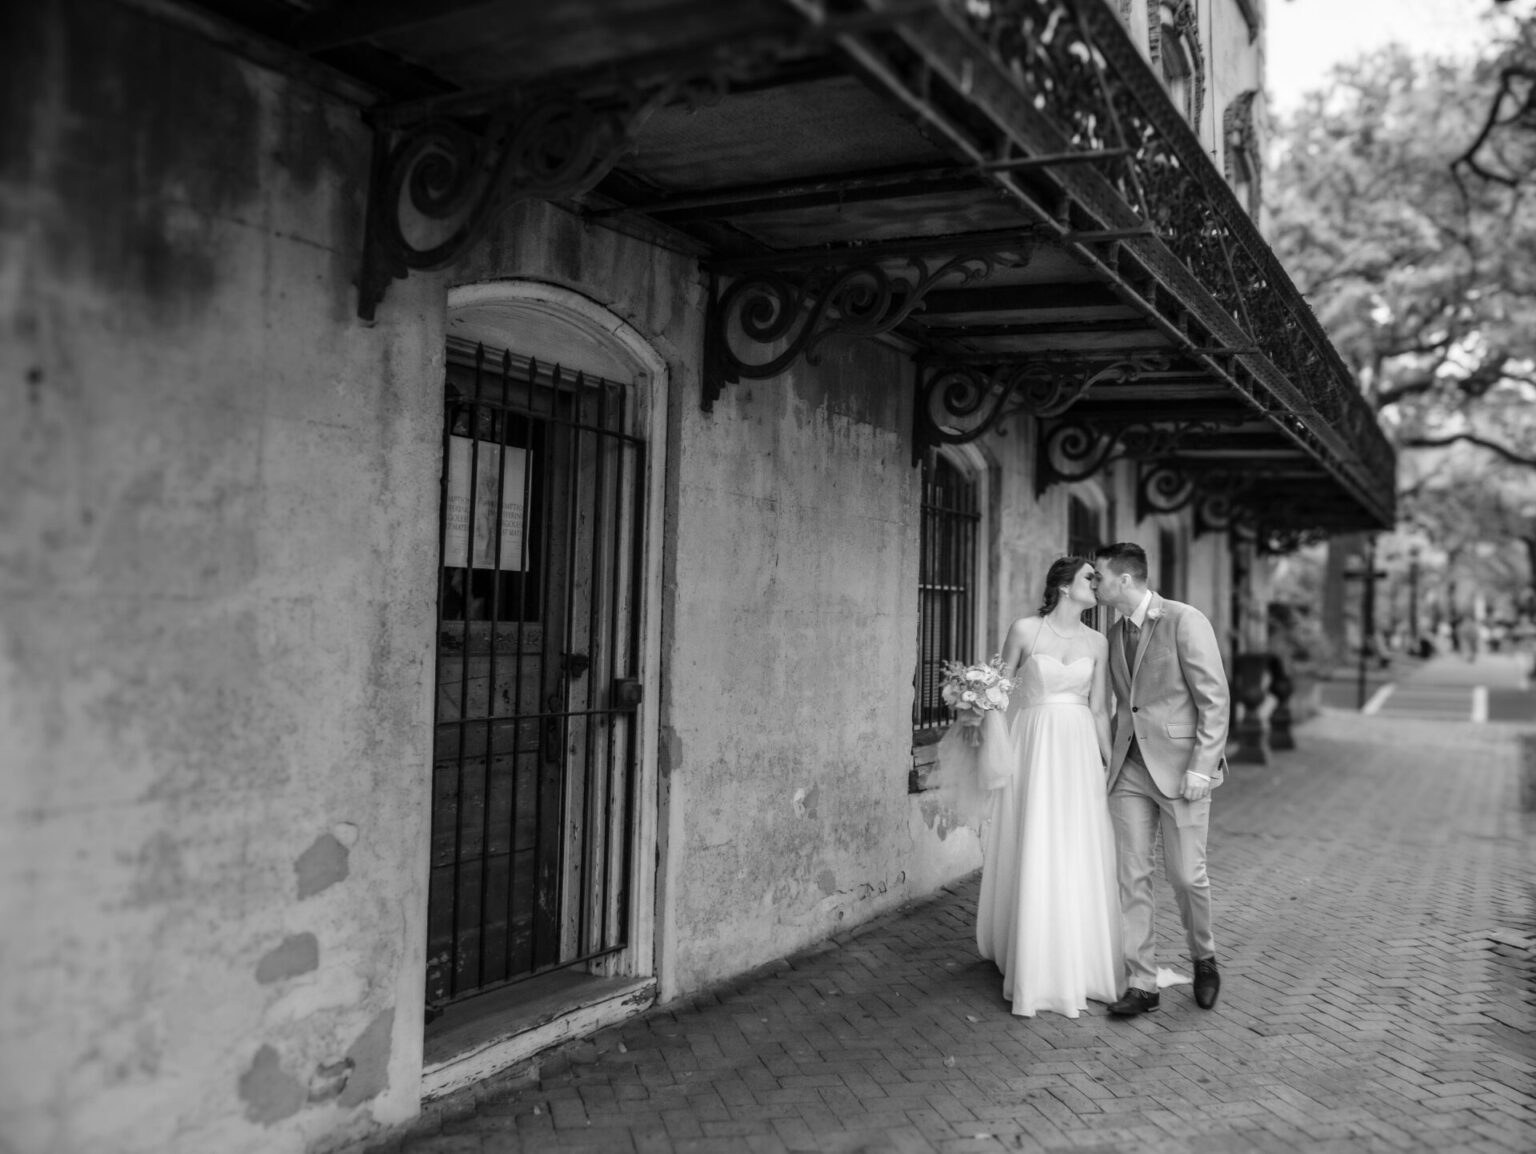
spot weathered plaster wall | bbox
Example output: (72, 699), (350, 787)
(1, 4), (442, 1152)
(454, 206), (966, 999)
(990, 418), (1079, 641)
(1190, 528), (1235, 653)
(1119, 0), (1264, 161)
(1209, 0), (1266, 195)
(661, 343), (926, 994)
(1209, 0), (1264, 118)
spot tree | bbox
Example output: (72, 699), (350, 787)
(1456, 1), (1536, 191)
(1399, 452), (1536, 620)
(1269, 46), (1536, 470)
(1268, 44), (1536, 617)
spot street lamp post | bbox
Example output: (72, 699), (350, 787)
(1342, 536), (1387, 711)
(1407, 545), (1421, 654)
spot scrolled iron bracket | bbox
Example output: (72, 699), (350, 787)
(913, 355), (1170, 465)
(353, 33), (801, 321)
(357, 88), (668, 320)
(1136, 461), (1200, 520)
(1136, 461), (1257, 536)
(703, 250), (1030, 411)
(1035, 411), (1245, 497)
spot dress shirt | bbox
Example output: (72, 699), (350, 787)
(1127, 589), (1153, 629)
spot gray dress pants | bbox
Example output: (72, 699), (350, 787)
(1108, 757), (1215, 993)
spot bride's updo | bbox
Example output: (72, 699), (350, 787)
(1038, 555), (1092, 617)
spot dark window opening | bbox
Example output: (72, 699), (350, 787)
(914, 455), (980, 735)
(1068, 494), (1105, 630)
(1158, 526), (1179, 599)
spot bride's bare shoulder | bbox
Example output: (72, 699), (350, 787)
(1006, 615), (1042, 638)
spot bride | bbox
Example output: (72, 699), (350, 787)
(975, 556), (1122, 1017)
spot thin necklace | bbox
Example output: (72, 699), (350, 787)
(1043, 614), (1083, 639)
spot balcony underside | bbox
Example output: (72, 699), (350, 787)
(188, 0), (1396, 545)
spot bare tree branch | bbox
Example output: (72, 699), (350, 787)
(1401, 433), (1536, 468)
(1451, 65), (1536, 187)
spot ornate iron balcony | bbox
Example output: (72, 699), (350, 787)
(945, 0), (1394, 524)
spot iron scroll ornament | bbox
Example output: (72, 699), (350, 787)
(703, 251), (1027, 409)
(913, 356), (1172, 465)
(357, 94), (650, 321)
(1136, 463), (1335, 548)
(953, 0), (1394, 524)
(1136, 461), (1254, 536)
(1034, 414), (1248, 496)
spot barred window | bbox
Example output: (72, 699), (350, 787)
(1067, 494), (1105, 629)
(1067, 494), (1099, 560)
(914, 455), (980, 735)
(1159, 525), (1180, 599)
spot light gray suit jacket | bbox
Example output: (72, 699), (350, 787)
(1107, 592), (1231, 798)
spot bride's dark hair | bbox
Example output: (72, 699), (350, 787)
(1038, 555), (1092, 617)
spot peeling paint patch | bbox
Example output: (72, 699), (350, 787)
(337, 1008), (394, 1108)
(238, 1045), (305, 1126)
(792, 785), (819, 819)
(918, 795), (963, 841)
(295, 832), (348, 899)
(307, 1057), (353, 1103)
(659, 724), (680, 781)
(815, 869), (837, 897)
(255, 932), (319, 984)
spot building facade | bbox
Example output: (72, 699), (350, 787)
(1, 2), (1392, 1152)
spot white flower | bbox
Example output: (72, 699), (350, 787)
(1147, 606), (1163, 621)
(984, 685), (1006, 705)
(965, 668), (987, 682)
(960, 690), (977, 703)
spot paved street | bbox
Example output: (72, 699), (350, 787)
(373, 706), (1536, 1154)
(1320, 653), (1535, 723)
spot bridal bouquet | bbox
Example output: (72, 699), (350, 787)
(940, 655), (1014, 747)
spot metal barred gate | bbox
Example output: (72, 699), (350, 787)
(427, 340), (646, 1014)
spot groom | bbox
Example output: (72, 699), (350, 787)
(1094, 542), (1230, 1015)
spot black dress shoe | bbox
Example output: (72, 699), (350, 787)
(1107, 988), (1159, 1016)
(1193, 957), (1220, 1009)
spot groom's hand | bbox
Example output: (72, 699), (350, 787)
(1180, 771), (1211, 802)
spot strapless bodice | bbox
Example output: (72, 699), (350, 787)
(1014, 653), (1093, 708)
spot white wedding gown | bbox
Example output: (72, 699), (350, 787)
(975, 652), (1123, 1017)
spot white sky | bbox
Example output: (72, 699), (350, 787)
(1266, 0), (1518, 112)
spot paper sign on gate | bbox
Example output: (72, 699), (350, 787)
(443, 435), (528, 570)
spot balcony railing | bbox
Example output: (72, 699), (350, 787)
(938, 0), (1394, 524)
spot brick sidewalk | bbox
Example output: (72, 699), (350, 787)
(372, 712), (1536, 1153)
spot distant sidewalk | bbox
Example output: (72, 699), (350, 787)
(1397, 651), (1532, 690)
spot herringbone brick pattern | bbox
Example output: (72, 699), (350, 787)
(375, 712), (1535, 1153)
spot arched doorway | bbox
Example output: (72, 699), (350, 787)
(425, 283), (667, 1075)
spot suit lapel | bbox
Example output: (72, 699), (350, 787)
(1129, 593), (1163, 682)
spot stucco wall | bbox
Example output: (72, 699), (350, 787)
(1, 5), (443, 1152)
(452, 205), (981, 1000)
(663, 345), (928, 994)
(1118, 0), (1265, 164)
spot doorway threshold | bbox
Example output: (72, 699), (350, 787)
(422, 971), (655, 1101)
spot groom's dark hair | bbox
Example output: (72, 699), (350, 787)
(1095, 542), (1148, 582)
